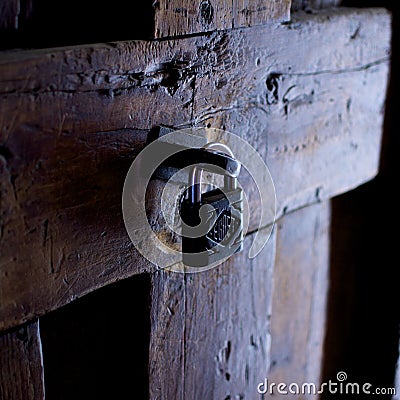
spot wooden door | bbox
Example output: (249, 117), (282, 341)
(0, 0), (397, 399)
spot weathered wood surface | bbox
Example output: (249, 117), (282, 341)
(0, 321), (45, 400)
(149, 229), (276, 400)
(154, 0), (291, 38)
(192, 8), (389, 228)
(0, 9), (391, 331)
(269, 202), (330, 399)
(292, 0), (341, 11)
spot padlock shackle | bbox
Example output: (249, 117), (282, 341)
(204, 142), (234, 157)
(189, 142), (238, 204)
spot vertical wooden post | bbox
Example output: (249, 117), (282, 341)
(149, 229), (276, 399)
(0, 321), (45, 400)
(269, 202), (331, 397)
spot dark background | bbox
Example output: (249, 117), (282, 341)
(322, 2), (400, 399)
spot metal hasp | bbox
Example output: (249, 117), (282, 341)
(151, 140), (241, 181)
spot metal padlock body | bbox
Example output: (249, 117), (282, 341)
(179, 143), (243, 267)
(180, 186), (243, 267)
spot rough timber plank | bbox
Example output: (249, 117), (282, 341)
(149, 229), (276, 400)
(154, 0), (291, 38)
(0, 8), (391, 331)
(269, 202), (330, 399)
(0, 321), (45, 400)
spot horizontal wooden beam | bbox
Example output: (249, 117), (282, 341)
(0, 8), (391, 331)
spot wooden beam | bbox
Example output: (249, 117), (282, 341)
(0, 8), (391, 331)
(269, 202), (330, 397)
(154, 0), (291, 38)
(0, 321), (45, 400)
(192, 8), (390, 222)
(149, 228), (276, 399)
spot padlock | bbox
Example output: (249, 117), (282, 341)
(180, 143), (243, 267)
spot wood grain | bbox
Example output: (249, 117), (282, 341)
(234, 0), (291, 27)
(154, 0), (291, 38)
(269, 202), (330, 399)
(148, 270), (186, 400)
(149, 228), (276, 400)
(0, 8), (391, 331)
(0, 321), (45, 400)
